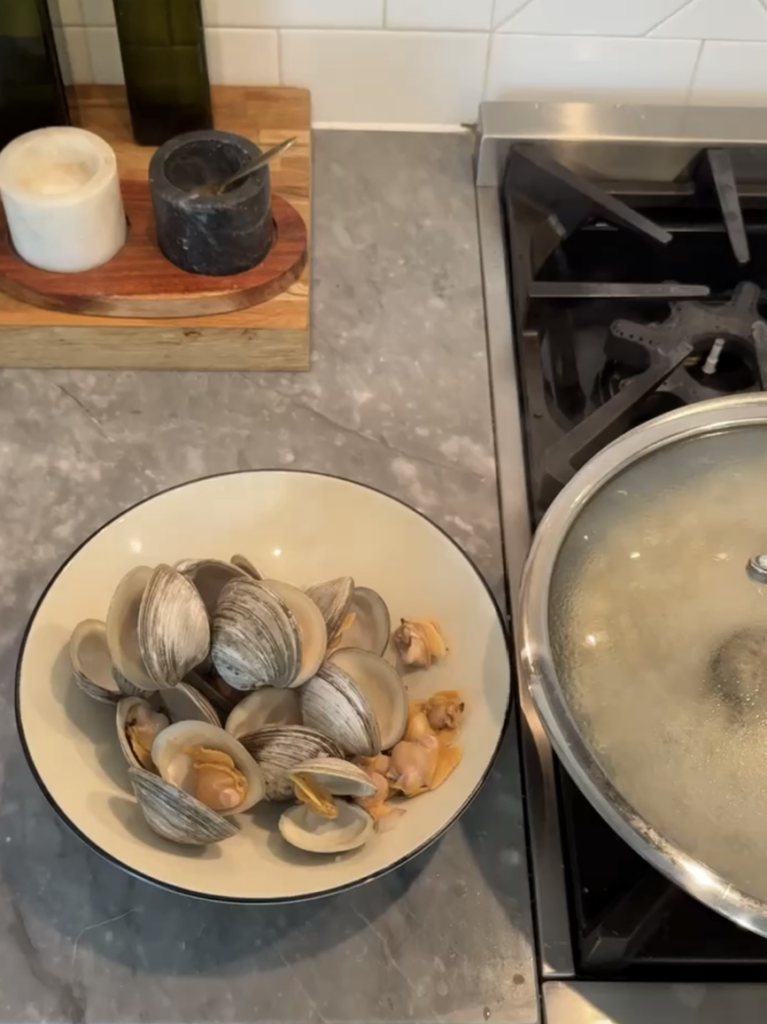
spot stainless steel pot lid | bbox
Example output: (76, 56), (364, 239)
(521, 395), (767, 936)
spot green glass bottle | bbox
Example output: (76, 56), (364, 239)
(112, 0), (212, 147)
(0, 0), (70, 151)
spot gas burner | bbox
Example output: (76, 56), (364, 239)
(540, 283), (767, 501)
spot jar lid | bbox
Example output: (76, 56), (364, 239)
(537, 403), (767, 911)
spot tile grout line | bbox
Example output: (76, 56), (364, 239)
(493, 0), (539, 32)
(684, 38), (706, 103)
(642, 0), (697, 36)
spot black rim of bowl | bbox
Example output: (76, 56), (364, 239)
(15, 468), (513, 904)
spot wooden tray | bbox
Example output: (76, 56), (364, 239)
(0, 184), (307, 318)
(0, 85), (311, 371)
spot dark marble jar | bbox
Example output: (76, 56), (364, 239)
(148, 129), (273, 276)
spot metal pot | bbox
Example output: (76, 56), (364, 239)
(520, 393), (767, 937)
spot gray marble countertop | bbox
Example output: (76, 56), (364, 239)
(0, 131), (537, 1024)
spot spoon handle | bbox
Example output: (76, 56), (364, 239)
(218, 136), (297, 195)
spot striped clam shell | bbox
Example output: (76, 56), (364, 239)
(300, 663), (382, 757)
(305, 576), (354, 645)
(138, 565), (211, 689)
(240, 724), (342, 800)
(129, 767), (239, 846)
(211, 578), (301, 690)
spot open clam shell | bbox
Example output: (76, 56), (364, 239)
(225, 688), (301, 739)
(106, 566), (155, 690)
(176, 559), (249, 616)
(278, 802), (374, 854)
(129, 767), (240, 846)
(70, 619), (122, 704)
(240, 724), (342, 800)
(160, 681), (220, 726)
(138, 565), (210, 689)
(116, 697), (170, 771)
(210, 578), (300, 690)
(152, 720), (265, 814)
(264, 580), (327, 687)
(300, 664), (382, 757)
(329, 648), (408, 751)
(305, 576), (354, 645)
(230, 554), (263, 580)
(289, 757), (377, 799)
(335, 587), (391, 657)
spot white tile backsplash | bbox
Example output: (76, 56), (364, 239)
(54, 26), (92, 84)
(203, 0), (383, 28)
(651, 0), (767, 40)
(487, 34), (701, 104)
(691, 40), (767, 105)
(48, 0), (82, 26)
(85, 26), (123, 84)
(386, 0), (494, 31)
(79, 0), (115, 25)
(205, 29), (280, 85)
(496, 0), (692, 35)
(51, 0), (767, 126)
(281, 30), (488, 124)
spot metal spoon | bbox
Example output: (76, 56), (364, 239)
(190, 137), (297, 198)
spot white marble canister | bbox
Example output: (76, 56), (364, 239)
(0, 127), (126, 273)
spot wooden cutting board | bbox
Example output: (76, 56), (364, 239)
(0, 85), (311, 371)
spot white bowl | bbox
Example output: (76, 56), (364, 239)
(16, 471), (510, 902)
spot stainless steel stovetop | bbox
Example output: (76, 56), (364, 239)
(476, 101), (767, 1024)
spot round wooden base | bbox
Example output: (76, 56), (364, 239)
(0, 180), (307, 319)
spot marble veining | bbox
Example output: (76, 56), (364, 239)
(0, 132), (537, 1023)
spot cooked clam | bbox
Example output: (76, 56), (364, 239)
(210, 578), (300, 690)
(230, 554), (263, 580)
(329, 648), (408, 751)
(300, 664), (381, 757)
(106, 566), (155, 690)
(70, 619), (122, 703)
(239, 724), (342, 800)
(138, 565), (210, 689)
(152, 721), (265, 813)
(176, 559), (248, 616)
(393, 618), (447, 669)
(224, 688), (301, 739)
(129, 767), (240, 846)
(335, 587), (391, 657)
(279, 801), (374, 854)
(264, 579), (327, 686)
(305, 576), (354, 646)
(289, 757), (377, 804)
(117, 697), (170, 771)
(160, 681), (220, 726)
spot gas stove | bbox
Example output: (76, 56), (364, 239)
(477, 103), (767, 1024)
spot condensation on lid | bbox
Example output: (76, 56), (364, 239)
(549, 423), (767, 903)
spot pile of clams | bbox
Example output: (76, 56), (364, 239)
(69, 556), (465, 854)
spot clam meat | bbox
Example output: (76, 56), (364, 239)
(393, 617), (447, 669)
(117, 697), (170, 771)
(152, 721), (265, 814)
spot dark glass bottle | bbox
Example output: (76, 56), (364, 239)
(112, 0), (213, 147)
(0, 0), (70, 151)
